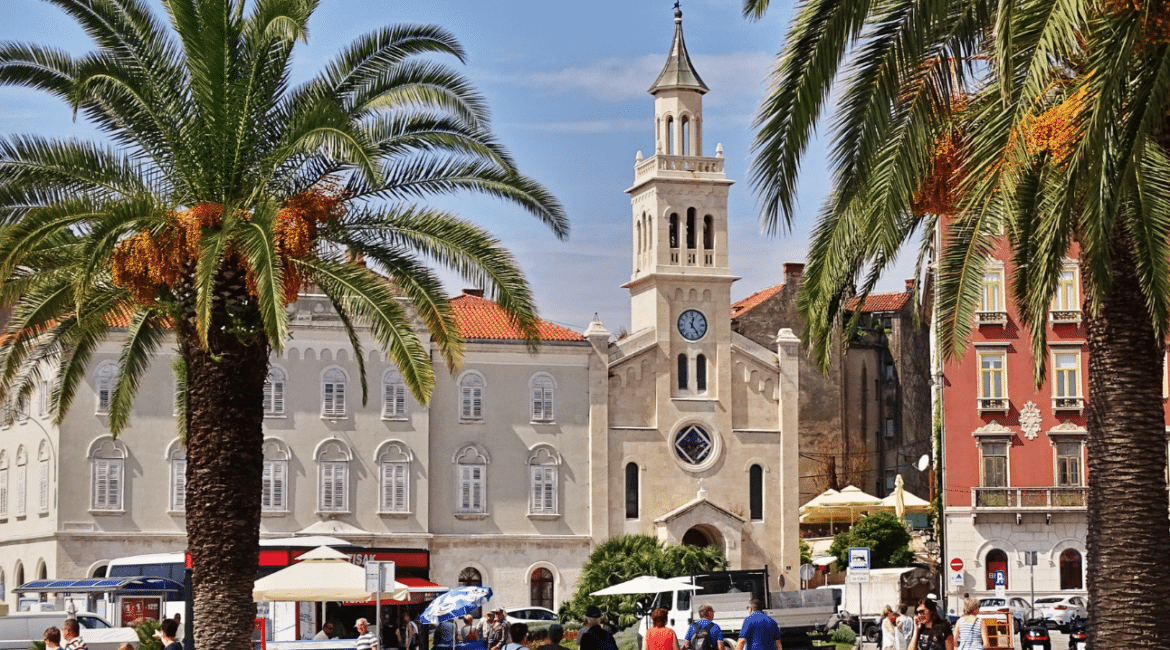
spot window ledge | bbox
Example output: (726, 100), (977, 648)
(527, 513), (561, 520)
(264, 414), (287, 419)
(1052, 397), (1084, 413)
(89, 509), (124, 516)
(530, 420), (556, 426)
(261, 510), (289, 517)
(166, 510), (186, 517)
(975, 311), (1008, 326)
(459, 418), (485, 425)
(379, 511), (412, 518)
(316, 510), (351, 517)
(455, 512), (489, 520)
(320, 414), (348, 421)
(381, 416), (409, 422)
(672, 396), (717, 402)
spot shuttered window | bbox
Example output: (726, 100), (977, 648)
(322, 369), (347, 418)
(262, 460), (287, 512)
(319, 461), (349, 512)
(37, 459), (48, 512)
(0, 467), (7, 518)
(264, 368), (286, 417)
(171, 458), (186, 511)
(95, 364), (114, 414)
(457, 464), (485, 513)
(91, 458), (123, 511)
(382, 377), (406, 419)
(460, 374), (484, 421)
(531, 376), (554, 422)
(380, 462), (409, 513)
(529, 465), (557, 514)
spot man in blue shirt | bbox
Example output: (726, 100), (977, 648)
(735, 600), (782, 650)
(684, 604), (726, 650)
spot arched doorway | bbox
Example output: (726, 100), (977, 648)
(682, 528), (712, 547)
(1059, 549), (1083, 590)
(985, 549), (1008, 590)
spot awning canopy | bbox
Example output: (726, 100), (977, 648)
(16, 576), (183, 594)
(345, 577), (448, 606)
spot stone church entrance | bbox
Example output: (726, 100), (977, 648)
(681, 525), (722, 549)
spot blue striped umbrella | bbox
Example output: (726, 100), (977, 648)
(420, 585), (493, 624)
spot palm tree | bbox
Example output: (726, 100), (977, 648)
(0, 1), (565, 648)
(744, 0), (1170, 645)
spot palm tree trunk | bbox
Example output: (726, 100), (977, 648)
(1084, 230), (1170, 648)
(182, 312), (270, 650)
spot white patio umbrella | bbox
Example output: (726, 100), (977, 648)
(253, 545), (409, 602)
(590, 575), (702, 596)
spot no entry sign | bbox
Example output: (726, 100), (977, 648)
(950, 558), (964, 572)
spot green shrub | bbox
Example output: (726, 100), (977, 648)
(829, 624), (856, 644)
(134, 619), (164, 650)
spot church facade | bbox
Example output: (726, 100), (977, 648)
(0, 9), (800, 613)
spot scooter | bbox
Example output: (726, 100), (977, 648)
(1067, 615), (1088, 650)
(1018, 618), (1052, 650)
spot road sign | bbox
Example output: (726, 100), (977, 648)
(799, 564), (816, 581)
(950, 571), (964, 587)
(950, 558), (964, 572)
(994, 570), (1006, 587)
(365, 561), (397, 592)
(847, 547), (871, 583)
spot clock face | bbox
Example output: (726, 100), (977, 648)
(677, 309), (708, 341)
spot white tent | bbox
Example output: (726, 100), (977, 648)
(591, 575), (701, 596)
(253, 545), (409, 602)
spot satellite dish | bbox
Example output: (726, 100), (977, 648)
(917, 454), (931, 472)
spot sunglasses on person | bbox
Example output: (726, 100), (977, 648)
(916, 609), (928, 615)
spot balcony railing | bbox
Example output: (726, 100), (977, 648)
(1049, 310), (1082, 326)
(976, 310), (1008, 326)
(972, 486), (1088, 511)
(1052, 396), (1085, 413)
(978, 397), (1009, 413)
(634, 154), (725, 184)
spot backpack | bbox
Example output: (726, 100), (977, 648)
(691, 622), (713, 650)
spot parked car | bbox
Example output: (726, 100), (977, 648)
(978, 596), (1031, 630)
(505, 607), (558, 625)
(0, 611), (137, 650)
(1033, 595), (1088, 631)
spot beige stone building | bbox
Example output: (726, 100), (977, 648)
(0, 8), (801, 614)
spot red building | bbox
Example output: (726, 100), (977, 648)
(940, 234), (1101, 613)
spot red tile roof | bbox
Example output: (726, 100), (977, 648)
(845, 292), (910, 312)
(730, 283), (785, 317)
(450, 293), (584, 342)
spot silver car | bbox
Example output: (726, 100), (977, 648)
(1033, 595), (1087, 631)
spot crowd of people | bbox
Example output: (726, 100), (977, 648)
(878, 597), (994, 650)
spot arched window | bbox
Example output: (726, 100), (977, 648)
(703, 215), (714, 250)
(749, 464), (763, 521)
(636, 220), (642, 256)
(985, 549), (1009, 590)
(321, 367), (347, 418)
(669, 214), (679, 249)
(316, 440), (351, 513)
(377, 441), (413, 514)
(167, 439), (186, 512)
(262, 439), (290, 513)
(686, 208), (696, 250)
(678, 354), (688, 391)
(1059, 549), (1083, 590)
(666, 116), (675, 154)
(95, 362), (115, 414)
(529, 446), (560, 515)
(454, 445), (488, 514)
(89, 438), (126, 511)
(696, 354), (707, 392)
(264, 366), (286, 417)
(459, 567), (485, 617)
(681, 116), (690, 156)
(530, 568), (554, 609)
(530, 373), (555, 422)
(15, 446), (27, 516)
(14, 563), (23, 590)
(0, 450), (8, 518)
(382, 369), (407, 420)
(37, 441), (49, 514)
(459, 372), (485, 421)
(625, 462), (639, 519)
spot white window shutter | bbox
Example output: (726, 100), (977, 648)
(461, 387), (472, 419)
(335, 383), (346, 417)
(395, 385), (405, 416)
(172, 459), (186, 511)
(15, 465), (26, 515)
(262, 462), (272, 510)
(532, 387), (542, 421)
(0, 468), (7, 517)
(382, 383), (393, 418)
(471, 466), (483, 511)
(92, 461), (106, 510)
(272, 461), (286, 510)
(323, 384), (335, 416)
(320, 464), (333, 510)
(393, 464), (407, 511)
(530, 466), (542, 512)
(38, 459), (48, 512)
(472, 387), (482, 419)
(273, 382), (284, 414)
(459, 465), (471, 511)
(110, 460), (123, 510)
(545, 467), (557, 512)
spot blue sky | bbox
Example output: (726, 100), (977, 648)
(0, 0), (916, 334)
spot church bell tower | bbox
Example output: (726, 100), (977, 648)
(625, 6), (736, 400)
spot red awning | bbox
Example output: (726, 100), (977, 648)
(347, 578), (448, 605)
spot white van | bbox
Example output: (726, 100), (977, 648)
(0, 611), (138, 650)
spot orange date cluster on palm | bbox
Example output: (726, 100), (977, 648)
(1020, 88), (1086, 165)
(111, 187), (347, 306)
(912, 129), (966, 216)
(1105, 0), (1170, 43)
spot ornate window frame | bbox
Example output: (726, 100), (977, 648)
(528, 445), (561, 519)
(261, 438), (291, 515)
(88, 436), (127, 514)
(315, 438), (352, 514)
(453, 444), (489, 517)
(376, 440), (413, 515)
(264, 366), (287, 418)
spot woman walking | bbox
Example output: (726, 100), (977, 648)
(908, 598), (954, 650)
(955, 599), (987, 650)
(642, 609), (681, 650)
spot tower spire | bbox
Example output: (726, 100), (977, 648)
(648, 6), (708, 95)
